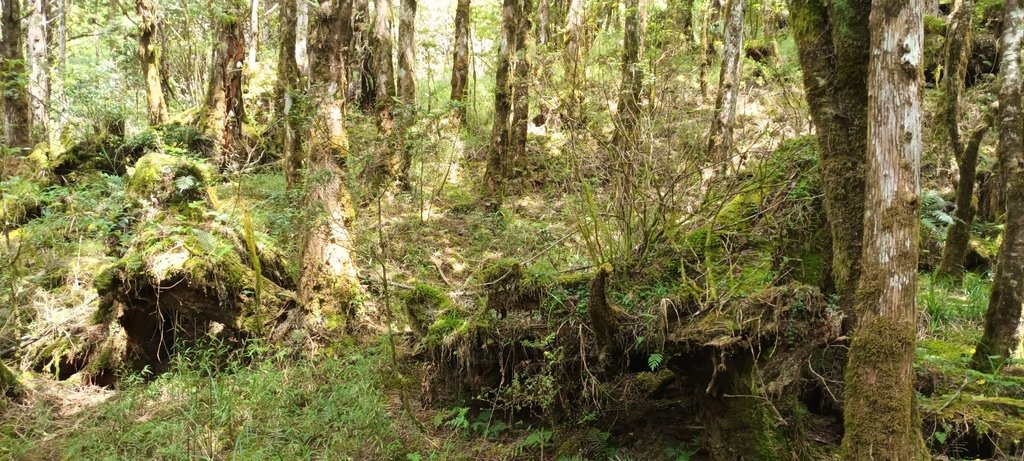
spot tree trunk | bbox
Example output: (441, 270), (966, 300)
(612, 0), (644, 150)
(971, 0), (1024, 372)
(561, 0), (584, 126)
(697, 0), (721, 96)
(394, 0), (416, 189)
(537, 0), (549, 45)
(373, 0), (396, 132)
(247, 0), (259, 67)
(26, 0), (48, 141)
(450, 0), (471, 123)
(508, 0), (531, 166)
(788, 0), (870, 319)
(136, 0), (169, 126)
(299, 0), (359, 333)
(706, 0), (742, 167)
(52, 0), (67, 135)
(841, 0), (927, 458)
(1, 0), (31, 149)
(201, 6), (247, 170)
(485, 0), (520, 210)
(351, 0), (374, 109)
(277, 0), (303, 188)
(296, 0), (310, 76)
(672, 0), (693, 42)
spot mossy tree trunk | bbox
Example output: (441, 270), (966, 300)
(788, 0), (870, 321)
(296, 0), (309, 75)
(484, 0), (521, 210)
(561, 0), (584, 126)
(0, 360), (20, 399)
(201, 4), (247, 170)
(372, 0), (396, 133)
(697, 0), (721, 96)
(26, 0), (48, 142)
(136, 0), (169, 126)
(937, 0), (986, 281)
(971, 0), (1024, 372)
(276, 0), (303, 188)
(450, 0), (471, 124)
(612, 0), (645, 150)
(351, 0), (374, 110)
(299, 0), (359, 334)
(509, 0), (532, 167)
(706, 0), (742, 168)
(395, 0), (417, 190)
(1, 0), (31, 149)
(841, 1), (927, 458)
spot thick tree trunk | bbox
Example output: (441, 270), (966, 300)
(373, 0), (396, 132)
(509, 0), (532, 166)
(841, 1), (927, 459)
(561, 0), (584, 126)
(450, 0), (471, 123)
(136, 0), (169, 126)
(706, 0), (742, 167)
(937, 0), (982, 280)
(612, 0), (644, 150)
(26, 0), (48, 141)
(201, 7), (247, 170)
(484, 0), (520, 210)
(1, 0), (31, 149)
(277, 0), (303, 188)
(788, 0), (870, 319)
(972, 0), (1024, 372)
(299, 0), (359, 333)
(395, 0), (416, 189)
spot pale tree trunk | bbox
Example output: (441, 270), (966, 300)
(395, 0), (416, 189)
(697, 0), (721, 96)
(136, 0), (168, 126)
(277, 0), (303, 188)
(52, 0), (67, 135)
(299, 0), (359, 333)
(612, 0), (644, 150)
(972, 0), (1024, 372)
(484, 0), (520, 210)
(706, 0), (742, 167)
(841, 0), (927, 459)
(201, 3), (247, 170)
(296, 0), (310, 76)
(537, 0), (549, 45)
(561, 0), (584, 125)
(788, 0), (869, 317)
(449, 0), (471, 123)
(1, 0), (31, 149)
(248, 0), (259, 67)
(938, 0), (988, 280)
(26, 0), (48, 141)
(508, 0), (531, 166)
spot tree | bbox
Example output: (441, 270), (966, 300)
(350, 0), (374, 108)
(508, 0), (532, 165)
(200, 2), (247, 170)
(449, 0), (471, 123)
(612, 0), (645, 149)
(971, 0), (1024, 372)
(788, 0), (870, 316)
(561, 0), (584, 125)
(395, 0), (416, 188)
(372, 0), (396, 132)
(1, 0), (31, 149)
(671, 0), (694, 42)
(485, 0), (528, 209)
(276, 0), (303, 188)
(136, 0), (169, 126)
(937, 0), (991, 280)
(247, 0), (259, 67)
(26, 0), (48, 140)
(705, 0), (742, 166)
(298, 0), (359, 332)
(841, 0), (927, 458)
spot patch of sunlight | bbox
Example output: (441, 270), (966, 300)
(149, 250), (189, 281)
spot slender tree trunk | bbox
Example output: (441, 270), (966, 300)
(373, 0), (396, 132)
(296, 0), (310, 76)
(612, 0), (644, 149)
(841, 1), (927, 458)
(706, 0), (742, 167)
(697, 0), (721, 96)
(937, 0), (984, 280)
(672, 0), (693, 42)
(351, 0), (374, 109)
(248, 0), (259, 67)
(561, 0), (584, 125)
(485, 0), (520, 210)
(509, 0), (532, 166)
(26, 0), (48, 141)
(52, 0), (67, 135)
(201, 4), (247, 170)
(972, 0), (1024, 372)
(395, 0), (416, 189)
(277, 0), (303, 188)
(450, 0), (471, 123)
(299, 0), (359, 333)
(537, 0), (549, 45)
(136, 0), (168, 126)
(1, 0), (31, 149)
(788, 0), (870, 318)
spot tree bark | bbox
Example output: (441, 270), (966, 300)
(509, 0), (532, 166)
(972, 0), (1024, 372)
(788, 0), (870, 319)
(136, 0), (169, 126)
(395, 0), (416, 189)
(299, 0), (359, 333)
(1, 0), (31, 149)
(612, 0), (644, 150)
(351, 0), (374, 109)
(484, 0), (521, 210)
(296, 0), (310, 76)
(277, 0), (303, 188)
(247, 0), (259, 67)
(449, 0), (471, 123)
(561, 0), (584, 126)
(937, 0), (985, 280)
(697, 0), (721, 96)
(201, 5), (247, 170)
(26, 0), (48, 141)
(706, 0), (742, 167)
(373, 0), (396, 132)
(841, 0), (927, 458)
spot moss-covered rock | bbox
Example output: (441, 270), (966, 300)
(400, 283), (454, 337)
(126, 152), (214, 206)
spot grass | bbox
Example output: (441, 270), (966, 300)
(918, 272), (992, 331)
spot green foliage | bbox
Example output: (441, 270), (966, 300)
(919, 272), (991, 329)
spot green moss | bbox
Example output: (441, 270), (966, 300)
(126, 152), (214, 206)
(401, 283), (454, 336)
(0, 361), (20, 399)
(924, 15), (948, 36)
